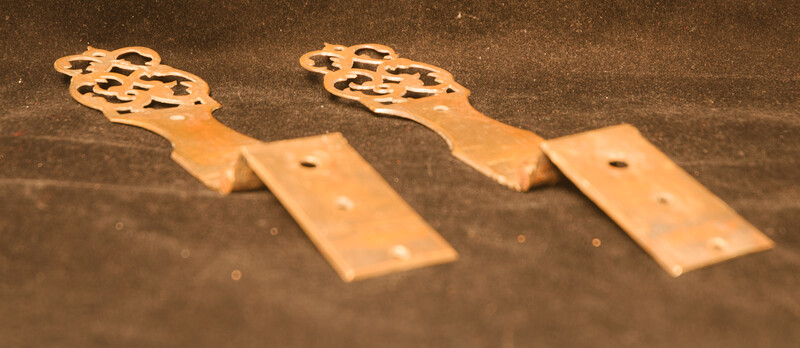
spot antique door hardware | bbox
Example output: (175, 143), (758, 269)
(301, 43), (773, 276)
(300, 43), (559, 192)
(55, 46), (458, 281)
(539, 125), (774, 276)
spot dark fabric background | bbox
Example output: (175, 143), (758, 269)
(1, 1), (798, 346)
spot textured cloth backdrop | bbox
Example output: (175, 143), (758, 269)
(1, 1), (798, 347)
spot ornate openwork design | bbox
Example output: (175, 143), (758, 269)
(55, 47), (262, 193)
(300, 43), (467, 110)
(55, 46), (217, 116)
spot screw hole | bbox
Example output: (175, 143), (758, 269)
(299, 156), (320, 168)
(169, 115), (186, 121)
(608, 160), (628, 168)
(390, 245), (410, 260)
(654, 192), (674, 205)
(335, 196), (354, 211)
(433, 105), (449, 112)
(708, 237), (730, 251)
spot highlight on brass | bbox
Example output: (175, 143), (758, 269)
(299, 43), (467, 109)
(54, 46), (217, 117)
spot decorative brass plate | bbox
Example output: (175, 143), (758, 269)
(300, 43), (558, 191)
(242, 134), (457, 281)
(56, 47), (457, 281)
(540, 124), (774, 276)
(54, 46), (263, 193)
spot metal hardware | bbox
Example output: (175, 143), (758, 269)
(54, 46), (263, 193)
(300, 43), (559, 191)
(540, 124), (774, 276)
(242, 133), (458, 281)
(56, 47), (458, 281)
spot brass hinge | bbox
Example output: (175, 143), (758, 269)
(55, 46), (457, 281)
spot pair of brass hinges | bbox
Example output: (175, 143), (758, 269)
(56, 44), (772, 281)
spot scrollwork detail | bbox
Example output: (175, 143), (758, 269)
(55, 46), (216, 116)
(300, 43), (467, 109)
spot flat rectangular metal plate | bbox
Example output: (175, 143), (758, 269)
(540, 124), (774, 276)
(241, 133), (458, 281)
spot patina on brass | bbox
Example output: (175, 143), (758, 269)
(55, 46), (263, 193)
(242, 133), (457, 281)
(540, 124), (774, 276)
(300, 44), (772, 276)
(56, 47), (457, 281)
(300, 43), (559, 191)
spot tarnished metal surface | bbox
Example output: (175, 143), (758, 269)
(242, 134), (458, 281)
(300, 43), (559, 191)
(540, 124), (774, 276)
(56, 47), (457, 281)
(54, 46), (263, 193)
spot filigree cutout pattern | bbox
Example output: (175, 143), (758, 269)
(300, 43), (467, 109)
(54, 46), (263, 193)
(55, 46), (217, 116)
